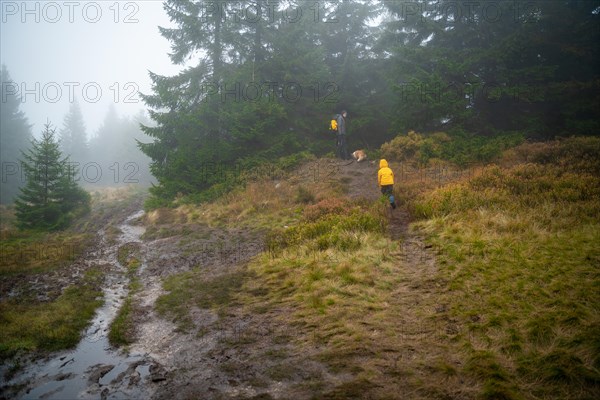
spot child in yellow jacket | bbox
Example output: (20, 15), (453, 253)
(378, 159), (397, 209)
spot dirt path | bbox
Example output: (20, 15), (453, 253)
(128, 224), (273, 399)
(336, 159), (462, 398)
(335, 158), (410, 240)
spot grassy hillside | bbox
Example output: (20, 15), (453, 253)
(408, 137), (600, 399)
(151, 136), (599, 398)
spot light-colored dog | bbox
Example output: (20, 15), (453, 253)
(351, 150), (367, 162)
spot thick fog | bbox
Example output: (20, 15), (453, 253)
(1, 1), (179, 134)
(1, 2), (187, 197)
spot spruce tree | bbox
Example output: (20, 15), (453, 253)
(59, 99), (89, 162)
(382, 0), (600, 136)
(15, 123), (90, 231)
(0, 65), (33, 203)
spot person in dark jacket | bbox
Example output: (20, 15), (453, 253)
(336, 110), (350, 160)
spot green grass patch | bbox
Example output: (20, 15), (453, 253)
(109, 244), (142, 347)
(117, 242), (141, 272)
(108, 296), (135, 347)
(0, 267), (104, 359)
(408, 138), (600, 398)
(0, 231), (91, 276)
(265, 201), (386, 255)
(108, 273), (141, 347)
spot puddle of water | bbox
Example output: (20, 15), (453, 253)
(119, 210), (146, 245)
(5, 210), (156, 400)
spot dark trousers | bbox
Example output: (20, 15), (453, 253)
(381, 185), (393, 197)
(336, 134), (349, 160)
(381, 185), (396, 208)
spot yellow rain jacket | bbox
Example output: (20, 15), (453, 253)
(378, 159), (394, 187)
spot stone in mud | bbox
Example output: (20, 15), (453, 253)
(38, 385), (65, 399)
(129, 371), (141, 386)
(59, 357), (74, 368)
(110, 360), (144, 386)
(149, 362), (168, 382)
(88, 364), (115, 384)
(54, 372), (74, 381)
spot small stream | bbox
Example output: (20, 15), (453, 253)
(6, 210), (158, 400)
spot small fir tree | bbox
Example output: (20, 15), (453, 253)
(15, 122), (90, 230)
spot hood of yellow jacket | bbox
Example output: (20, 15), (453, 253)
(379, 159), (388, 169)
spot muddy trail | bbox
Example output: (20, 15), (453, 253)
(1, 208), (170, 400)
(2, 159), (448, 399)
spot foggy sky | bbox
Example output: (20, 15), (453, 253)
(0, 0), (181, 138)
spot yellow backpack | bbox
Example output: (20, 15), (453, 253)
(330, 115), (338, 132)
